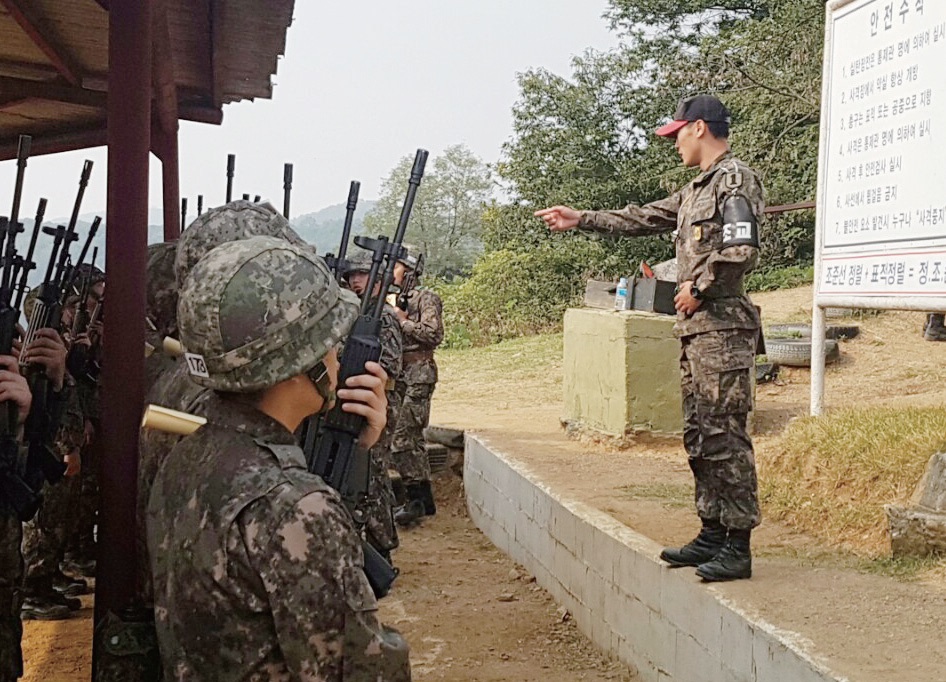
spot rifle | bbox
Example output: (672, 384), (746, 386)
(283, 163), (293, 219)
(12, 197), (46, 312)
(0, 135), (41, 520)
(396, 253), (424, 311)
(197, 195), (204, 216)
(181, 197), (188, 232)
(70, 247), (99, 341)
(323, 180), (360, 282)
(226, 154), (235, 203)
(304, 149), (428, 599)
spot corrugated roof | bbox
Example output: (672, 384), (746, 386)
(0, 0), (295, 159)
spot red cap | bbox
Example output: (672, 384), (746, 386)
(655, 95), (731, 138)
(655, 120), (690, 138)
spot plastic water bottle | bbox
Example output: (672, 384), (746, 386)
(614, 277), (628, 310)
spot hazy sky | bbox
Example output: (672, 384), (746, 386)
(0, 1), (619, 222)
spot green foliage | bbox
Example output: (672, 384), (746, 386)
(365, 144), (492, 278)
(438, 1), (825, 344)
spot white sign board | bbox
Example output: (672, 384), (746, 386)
(815, 0), (946, 309)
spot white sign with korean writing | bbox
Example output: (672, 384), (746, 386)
(816, 0), (946, 303)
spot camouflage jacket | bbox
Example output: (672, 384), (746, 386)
(399, 289), (443, 385)
(579, 152), (764, 337)
(147, 394), (411, 681)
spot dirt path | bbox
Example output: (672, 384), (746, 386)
(20, 471), (636, 682)
(430, 288), (946, 681)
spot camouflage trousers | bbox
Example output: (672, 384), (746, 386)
(66, 438), (99, 564)
(0, 512), (23, 681)
(680, 329), (760, 530)
(364, 388), (404, 555)
(390, 381), (434, 485)
(23, 478), (76, 590)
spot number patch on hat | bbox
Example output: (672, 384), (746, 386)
(184, 352), (210, 378)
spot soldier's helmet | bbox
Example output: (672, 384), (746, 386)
(398, 243), (424, 276)
(174, 200), (312, 288)
(146, 241), (178, 338)
(177, 235), (359, 393)
(342, 249), (373, 279)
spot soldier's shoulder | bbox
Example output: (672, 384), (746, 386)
(416, 288), (442, 305)
(713, 156), (764, 201)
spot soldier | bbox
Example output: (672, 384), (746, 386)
(144, 242), (179, 393)
(19, 289), (87, 620)
(138, 201), (315, 605)
(0, 355), (37, 681)
(342, 249), (403, 561)
(536, 95), (764, 582)
(63, 264), (105, 579)
(390, 245), (444, 527)
(148, 235), (411, 680)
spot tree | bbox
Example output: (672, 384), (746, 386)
(364, 145), (493, 278)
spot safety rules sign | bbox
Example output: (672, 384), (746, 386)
(816, 0), (946, 302)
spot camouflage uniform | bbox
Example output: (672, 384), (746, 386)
(578, 151), (763, 530)
(0, 512), (22, 681)
(22, 386), (85, 597)
(144, 242), (179, 394)
(139, 202), (318, 604)
(391, 288), (443, 485)
(149, 236), (410, 679)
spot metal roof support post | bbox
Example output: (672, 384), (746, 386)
(93, 0), (151, 672)
(155, 124), (180, 240)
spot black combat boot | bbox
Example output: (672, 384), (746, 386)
(418, 480), (437, 517)
(660, 519), (727, 567)
(925, 314), (946, 341)
(20, 596), (71, 621)
(695, 528), (752, 582)
(394, 484), (426, 527)
(52, 569), (90, 598)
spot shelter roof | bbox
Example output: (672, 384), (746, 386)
(0, 0), (294, 159)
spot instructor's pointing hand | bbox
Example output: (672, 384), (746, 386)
(535, 206), (580, 232)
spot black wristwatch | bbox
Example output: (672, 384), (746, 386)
(690, 284), (703, 301)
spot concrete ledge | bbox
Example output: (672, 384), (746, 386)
(464, 434), (847, 682)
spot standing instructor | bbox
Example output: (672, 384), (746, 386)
(536, 95), (764, 582)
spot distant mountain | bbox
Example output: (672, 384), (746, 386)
(11, 200), (377, 291)
(290, 200), (377, 254)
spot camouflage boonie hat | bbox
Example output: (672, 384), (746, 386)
(174, 200), (313, 288)
(343, 249), (374, 277)
(178, 235), (359, 392)
(146, 242), (178, 338)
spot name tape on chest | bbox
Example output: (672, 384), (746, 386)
(184, 352), (210, 378)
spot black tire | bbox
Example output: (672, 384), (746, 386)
(426, 443), (450, 473)
(766, 323), (860, 340)
(764, 338), (840, 368)
(424, 425), (465, 449)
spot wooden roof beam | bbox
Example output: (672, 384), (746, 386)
(0, 75), (222, 123)
(0, 0), (84, 86)
(0, 126), (107, 160)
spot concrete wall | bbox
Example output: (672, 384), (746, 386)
(563, 308), (681, 435)
(464, 435), (845, 682)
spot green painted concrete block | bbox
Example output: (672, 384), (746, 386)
(563, 308), (682, 435)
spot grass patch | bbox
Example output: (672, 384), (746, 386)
(619, 483), (691, 508)
(759, 406), (946, 555)
(857, 555), (945, 580)
(436, 332), (563, 403)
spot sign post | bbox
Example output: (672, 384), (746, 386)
(812, 0), (946, 414)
